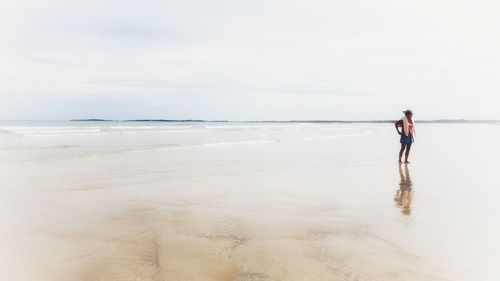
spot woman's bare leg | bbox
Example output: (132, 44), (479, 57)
(399, 143), (406, 163)
(404, 143), (412, 163)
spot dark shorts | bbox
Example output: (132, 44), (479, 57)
(400, 134), (414, 144)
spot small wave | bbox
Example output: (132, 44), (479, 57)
(0, 128), (15, 135)
(3, 126), (207, 136)
(203, 125), (301, 130)
(200, 139), (278, 147)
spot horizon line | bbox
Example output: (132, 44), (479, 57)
(1, 119), (500, 123)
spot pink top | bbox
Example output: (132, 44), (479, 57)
(407, 118), (414, 135)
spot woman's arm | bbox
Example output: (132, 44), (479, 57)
(395, 120), (403, 135)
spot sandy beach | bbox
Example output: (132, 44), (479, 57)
(1, 122), (499, 281)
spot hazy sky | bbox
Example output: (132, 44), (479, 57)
(1, 0), (499, 120)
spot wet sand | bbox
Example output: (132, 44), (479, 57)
(1, 123), (499, 280)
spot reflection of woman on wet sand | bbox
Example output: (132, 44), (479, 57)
(395, 163), (413, 215)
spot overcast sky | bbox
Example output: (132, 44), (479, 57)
(1, 0), (499, 120)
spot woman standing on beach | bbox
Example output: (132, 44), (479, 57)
(395, 110), (415, 163)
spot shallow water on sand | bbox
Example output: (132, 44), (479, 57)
(0, 122), (499, 281)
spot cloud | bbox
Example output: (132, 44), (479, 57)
(0, 0), (499, 120)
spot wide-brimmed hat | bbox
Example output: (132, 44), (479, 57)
(403, 109), (413, 115)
